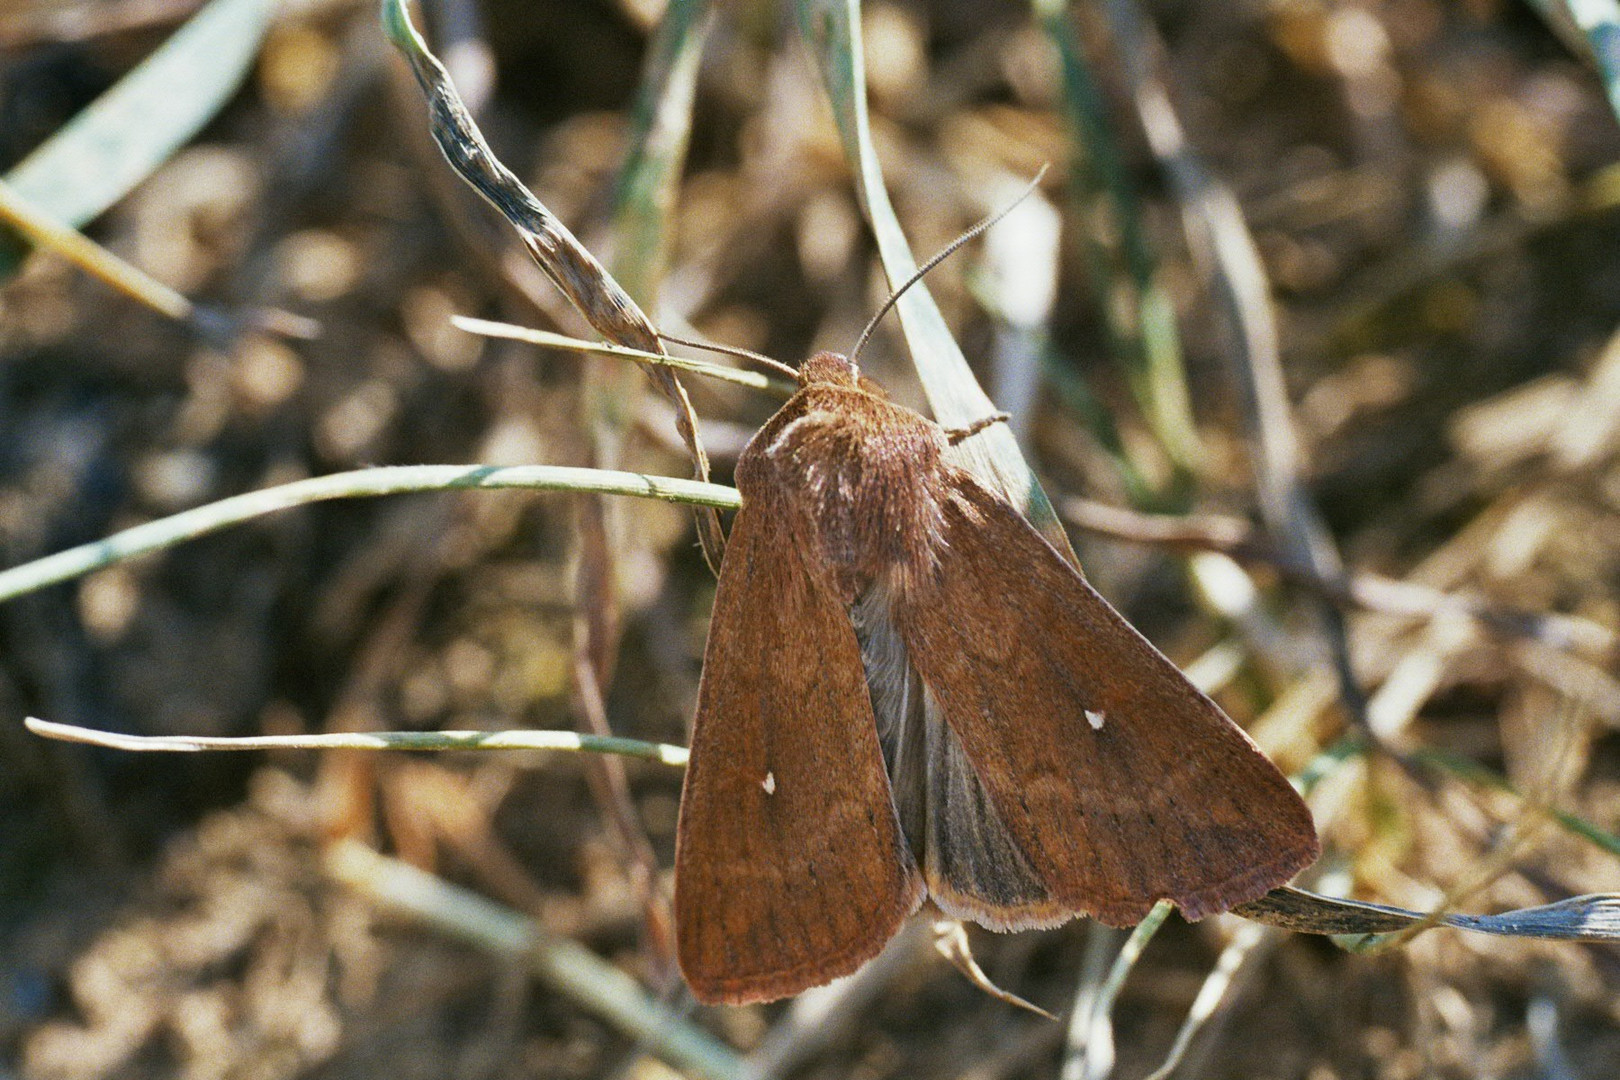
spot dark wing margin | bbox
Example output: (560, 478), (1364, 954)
(675, 489), (924, 1005)
(895, 476), (1320, 927)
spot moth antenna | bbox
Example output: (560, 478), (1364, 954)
(846, 164), (1051, 372)
(657, 331), (800, 381)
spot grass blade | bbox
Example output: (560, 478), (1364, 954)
(1, 0), (275, 276)
(791, 0), (1069, 549)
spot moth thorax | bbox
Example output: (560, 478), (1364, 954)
(812, 469), (948, 600)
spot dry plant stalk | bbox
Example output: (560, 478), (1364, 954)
(388, 5), (725, 569)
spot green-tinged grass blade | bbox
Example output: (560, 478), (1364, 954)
(27, 717), (691, 767)
(588, 0), (713, 462)
(610, 0), (713, 301)
(1041, 349), (1160, 508)
(1032, 0), (1201, 493)
(791, 0), (1069, 550)
(0, 464), (738, 604)
(1410, 748), (1620, 857)
(0, 0), (275, 278)
(585, 0), (715, 573)
(1295, 732), (1370, 795)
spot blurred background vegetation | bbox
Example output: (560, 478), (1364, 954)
(1, 0), (1618, 1077)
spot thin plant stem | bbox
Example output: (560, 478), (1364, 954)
(26, 717), (690, 766)
(0, 464), (738, 603)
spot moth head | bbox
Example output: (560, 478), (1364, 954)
(799, 351), (860, 388)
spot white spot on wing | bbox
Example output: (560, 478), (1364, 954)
(762, 771), (777, 795)
(1086, 709), (1106, 730)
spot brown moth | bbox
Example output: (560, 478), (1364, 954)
(673, 351), (1320, 1006)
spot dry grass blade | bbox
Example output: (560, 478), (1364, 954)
(452, 317), (795, 395)
(1139, 923), (1272, 1080)
(0, 176), (316, 343)
(1526, 991), (1581, 1080)
(1060, 497), (1618, 657)
(791, 0), (1071, 553)
(1059, 927), (1126, 1080)
(381, 0), (724, 568)
(1236, 886), (1620, 943)
(326, 840), (743, 1080)
(1061, 904), (1171, 1080)
(1100, 0), (1367, 727)
(932, 920), (1057, 1021)
(740, 923), (932, 1080)
(0, 176), (192, 319)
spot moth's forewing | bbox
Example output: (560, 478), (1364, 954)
(853, 584), (1070, 930)
(894, 478), (1320, 926)
(674, 481), (924, 1006)
(677, 347), (1317, 1005)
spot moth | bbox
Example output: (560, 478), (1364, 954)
(673, 349), (1320, 1006)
